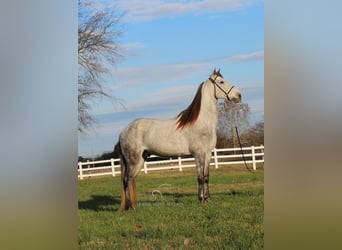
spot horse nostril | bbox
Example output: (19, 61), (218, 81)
(238, 93), (241, 101)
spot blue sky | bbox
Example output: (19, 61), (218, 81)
(78, 0), (264, 157)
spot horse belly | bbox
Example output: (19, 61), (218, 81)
(144, 123), (190, 157)
(147, 140), (190, 157)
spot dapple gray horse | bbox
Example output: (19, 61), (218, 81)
(117, 69), (241, 211)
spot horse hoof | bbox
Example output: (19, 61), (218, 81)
(198, 197), (211, 203)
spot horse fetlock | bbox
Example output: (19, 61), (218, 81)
(198, 195), (211, 203)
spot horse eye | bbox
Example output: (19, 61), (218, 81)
(220, 81), (224, 84)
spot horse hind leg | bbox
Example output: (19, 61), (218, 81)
(119, 179), (128, 211)
(119, 160), (130, 211)
(119, 168), (137, 211)
(129, 178), (137, 208)
(118, 142), (132, 211)
(119, 148), (144, 211)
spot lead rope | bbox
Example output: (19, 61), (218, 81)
(235, 126), (254, 174)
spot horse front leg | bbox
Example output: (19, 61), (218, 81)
(203, 160), (211, 202)
(197, 176), (205, 202)
(195, 156), (204, 201)
(195, 154), (211, 202)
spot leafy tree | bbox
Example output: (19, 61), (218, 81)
(78, 0), (123, 132)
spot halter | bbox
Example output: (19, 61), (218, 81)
(209, 75), (235, 101)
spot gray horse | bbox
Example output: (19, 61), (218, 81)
(117, 69), (241, 211)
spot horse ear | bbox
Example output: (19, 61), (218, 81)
(213, 68), (217, 75)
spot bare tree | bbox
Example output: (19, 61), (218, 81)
(241, 120), (264, 146)
(216, 101), (251, 148)
(78, 0), (123, 132)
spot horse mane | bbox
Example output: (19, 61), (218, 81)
(176, 82), (203, 130)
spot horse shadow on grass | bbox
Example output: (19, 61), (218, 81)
(140, 189), (256, 204)
(78, 195), (121, 211)
(144, 189), (251, 199)
(78, 189), (261, 211)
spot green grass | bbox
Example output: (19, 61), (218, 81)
(78, 165), (264, 249)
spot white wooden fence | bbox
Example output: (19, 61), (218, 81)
(78, 145), (264, 180)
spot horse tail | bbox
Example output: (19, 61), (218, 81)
(117, 139), (136, 211)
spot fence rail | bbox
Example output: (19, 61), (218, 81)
(78, 145), (264, 180)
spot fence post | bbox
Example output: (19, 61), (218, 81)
(78, 162), (83, 180)
(144, 161), (148, 174)
(178, 156), (182, 171)
(111, 158), (115, 177)
(251, 146), (256, 170)
(214, 148), (218, 169)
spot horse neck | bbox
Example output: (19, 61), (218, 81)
(198, 80), (218, 127)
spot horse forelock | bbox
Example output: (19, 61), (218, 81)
(176, 83), (203, 130)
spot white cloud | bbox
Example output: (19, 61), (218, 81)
(111, 62), (211, 91)
(229, 50), (264, 62)
(150, 84), (198, 97)
(239, 82), (264, 90)
(108, 50), (263, 94)
(80, 120), (124, 137)
(105, 85), (197, 117)
(93, 120), (128, 136)
(114, 0), (259, 22)
(119, 42), (146, 58)
(129, 90), (194, 112)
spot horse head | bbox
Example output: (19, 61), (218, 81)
(209, 69), (241, 103)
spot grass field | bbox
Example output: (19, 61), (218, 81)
(78, 165), (264, 249)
